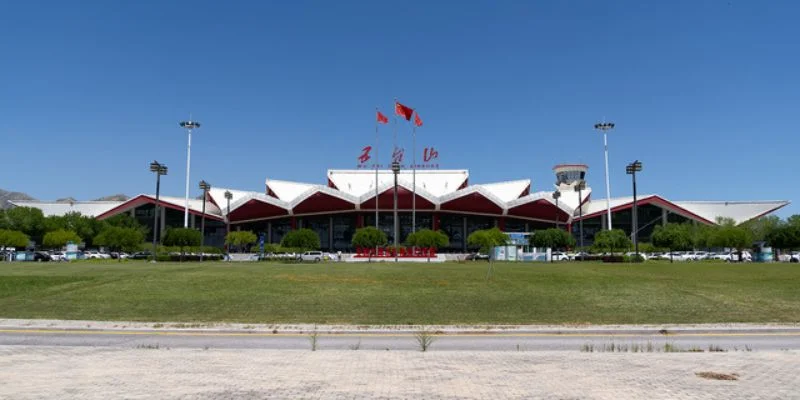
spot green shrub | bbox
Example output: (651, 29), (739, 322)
(280, 228), (320, 250)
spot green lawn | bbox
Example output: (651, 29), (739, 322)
(0, 260), (798, 325)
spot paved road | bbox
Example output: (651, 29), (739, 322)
(1, 328), (799, 351)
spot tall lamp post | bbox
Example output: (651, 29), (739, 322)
(224, 190), (233, 253)
(552, 190), (561, 228)
(198, 180), (211, 262)
(179, 119), (201, 228)
(149, 161), (167, 262)
(391, 161), (400, 263)
(626, 160), (643, 258)
(575, 180), (586, 261)
(594, 122), (615, 230)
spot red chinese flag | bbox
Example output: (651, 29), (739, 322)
(414, 112), (423, 127)
(376, 111), (388, 124)
(395, 101), (414, 121)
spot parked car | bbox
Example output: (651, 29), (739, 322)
(32, 251), (52, 262)
(624, 252), (648, 260)
(49, 251), (66, 261)
(711, 251), (752, 262)
(465, 253), (490, 261)
(298, 251), (325, 262)
(129, 251), (152, 260)
(686, 251), (710, 261)
(551, 251), (569, 261)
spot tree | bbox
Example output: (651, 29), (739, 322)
(42, 229), (82, 250)
(44, 212), (106, 247)
(162, 228), (202, 261)
(94, 226), (144, 261)
(592, 229), (632, 255)
(742, 215), (782, 243)
(709, 223), (753, 261)
(406, 229), (449, 249)
(351, 227), (388, 261)
(765, 224), (800, 252)
(1, 207), (46, 244)
(652, 223), (693, 263)
(405, 229), (449, 262)
(225, 231), (258, 253)
(530, 228), (576, 261)
(0, 229), (30, 250)
(467, 228), (509, 280)
(281, 228), (320, 251)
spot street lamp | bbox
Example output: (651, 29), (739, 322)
(626, 160), (643, 258)
(594, 122), (615, 230)
(552, 190), (561, 228)
(149, 161), (167, 262)
(575, 180), (586, 261)
(391, 161), (400, 263)
(179, 119), (201, 228)
(198, 180), (211, 262)
(224, 190), (233, 252)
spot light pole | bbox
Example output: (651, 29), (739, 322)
(198, 180), (211, 262)
(180, 119), (201, 228)
(575, 180), (586, 261)
(391, 161), (400, 263)
(224, 190), (232, 254)
(594, 122), (615, 230)
(552, 190), (561, 228)
(626, 160), (643, 258)
(149, 161), (167, 262)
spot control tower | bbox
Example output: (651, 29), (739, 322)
(552, 164), (591, 211)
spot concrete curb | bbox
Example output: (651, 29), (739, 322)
(2, 318), (799, 335)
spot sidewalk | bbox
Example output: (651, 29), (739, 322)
(1, 346), (798, 399)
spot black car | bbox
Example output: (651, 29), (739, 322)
(32, 251), (52, 262)
(130, 251), (152, 260)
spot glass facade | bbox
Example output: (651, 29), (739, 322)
(439, 213), (465, 251)
(574, 204), (694, 245)
(302, 216), (330, 250)
(332, 215), (356, 251)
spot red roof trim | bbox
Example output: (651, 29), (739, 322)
(576, 195), (715, 225)
(95, 194), (224, 222)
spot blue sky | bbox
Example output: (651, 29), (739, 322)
(1, 1), (798, 216)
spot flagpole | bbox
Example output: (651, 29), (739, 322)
(375, 108), (379, 231)
(412, 122), (416, 234)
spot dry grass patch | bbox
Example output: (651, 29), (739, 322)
(695, 371), (739, 381)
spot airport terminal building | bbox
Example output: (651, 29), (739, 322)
(10, 164), (789, 252)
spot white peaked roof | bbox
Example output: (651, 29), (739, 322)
(357, 179), (440, 205)
(327, 169), (469, 198)
(150, 196), (223, 217)
(479, 180), (530, 202)
(507, 190), (577, 216)
(265, 179), (316, 203)
(577, 195), (789, 225)
(208, 187), (259, 211)
(673, 201), (790, 225)
(8, 200), (125, 217)
(226, 192), (290, 215)
(578, 195), (657, 218)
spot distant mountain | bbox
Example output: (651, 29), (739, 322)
(0, 189), (36, 209)
(93, 194), (130, 202)
(0, 189), (130, 209)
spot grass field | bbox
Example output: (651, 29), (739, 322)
(0, 260), (799, 325)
